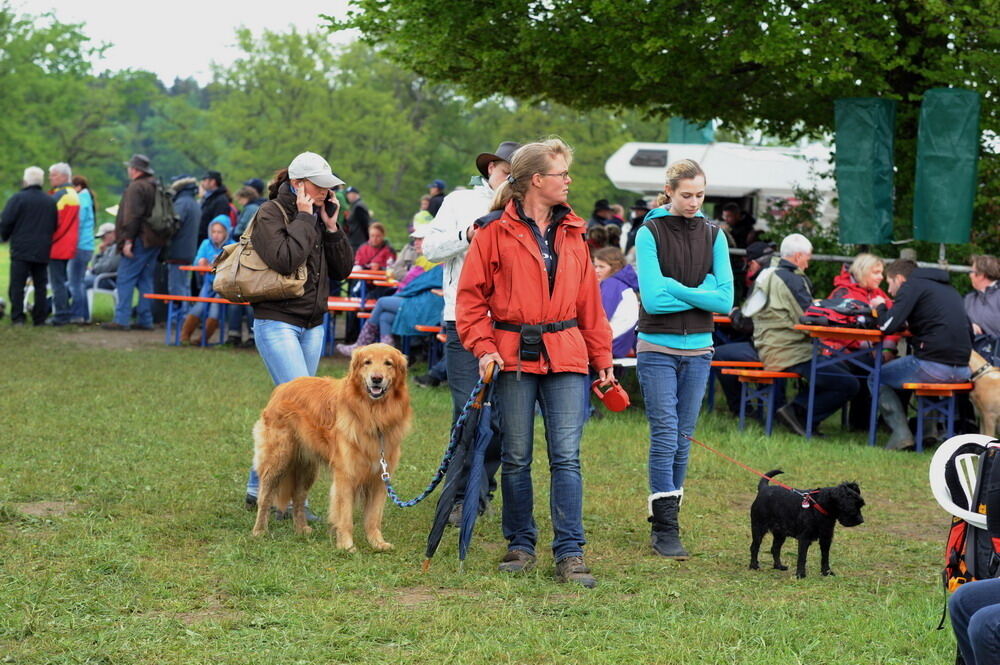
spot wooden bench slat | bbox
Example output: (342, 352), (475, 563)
(710, 360), (764, 368)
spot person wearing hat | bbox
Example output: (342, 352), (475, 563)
(587, 199), (615, 229)
(623, 198), (651, 254)
(420, 140), (521, 516)
(162, 176), (201, 303)
(426, 179), (447, 217)
(343, 186), (370, 251)
(336, 225), (440, 356)
(197, 169), (232, 243)
(107, 154), (164, 330)
(88, 222), (120, 285)
(243, 151), (354, 515)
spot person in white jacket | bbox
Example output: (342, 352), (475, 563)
(420, 140), (520, 522)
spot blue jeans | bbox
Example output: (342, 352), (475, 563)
(246, 318), (325, 497)
(48, 259), (70, 323)
(497, 371), (588, 561)
(370, 295), (403, 337)
(868, 355), (971, 392)
(786, 359), (859, 425)
(638, 351), (713, 494)
(68, 248), (92, 321)
(949, 577), (1000, 665)
(114, 237), (159, 327)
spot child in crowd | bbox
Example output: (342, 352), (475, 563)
(180, 216), (229, 344)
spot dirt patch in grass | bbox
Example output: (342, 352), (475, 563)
(13, 501), (82, 518)
(176, 597), (242, 626)
(56, 325), (163, 350)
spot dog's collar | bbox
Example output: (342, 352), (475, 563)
(799, 490), (831, 517)
(971, 363), (997, 382)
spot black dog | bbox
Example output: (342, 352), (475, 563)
(749, 470), (865, 578)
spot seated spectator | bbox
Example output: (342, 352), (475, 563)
(871, 259), (973, 449)
(85, 222), (120, 292)
(949, 576), (1000, 665)
(586, 225), (608, 256)
(180, 216), (229, 344)
(412, 194), (433, 231)
(588, 199), (615, 228)
(337, 230), (438, 355)
(391, 225), (436, 283)
(353, 222), (396, 270)
(826, 253), (901, 430)
(713, 241), (775, 415)
(605, 224), (622, 251)
(748, 233), (859, 435)
(965, 254), (1000, 363)
(232, 184), (266, 239)
(593, 247), (638, 358)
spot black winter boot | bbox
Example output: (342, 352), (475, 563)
(649, 492), (690, 560)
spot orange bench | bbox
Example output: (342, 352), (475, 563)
(144, 293), (247, 346)
(721, 369), (801, 435)
(902, 382), (974, 451)
(705, 360), (764, 411)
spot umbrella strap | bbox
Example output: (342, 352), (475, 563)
(379, 375), (489, 508)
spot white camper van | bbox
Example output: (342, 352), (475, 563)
(604, 141), (836, 224)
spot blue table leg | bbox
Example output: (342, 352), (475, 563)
(868, 342), (883, 446)
(765, 382), (776, 435)
(805, 339), (818, 439)
(915, 397), (925, 453)
(165, 301), (174, 345)
(738, 382), (747, 431)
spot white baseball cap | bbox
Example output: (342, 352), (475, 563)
(95, 222), (116, 237)
(287, 152), (344, 188)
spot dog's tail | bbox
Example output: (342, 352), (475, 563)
(758, 469), (783, 490)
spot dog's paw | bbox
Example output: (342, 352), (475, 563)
(822, 569), (835, 577)
(251, 528), (267, 538)
(296, 525), (314, 536)
(774, 564), (788, 571)
(748, 562), (760, 570)
(794, 571), (807, 579)
(371, 540), (394, 552)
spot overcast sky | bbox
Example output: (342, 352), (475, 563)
(16, 0), (356, 85)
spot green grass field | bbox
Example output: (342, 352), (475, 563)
(0, 247), (958, 664)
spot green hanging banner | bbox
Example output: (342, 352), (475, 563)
(834, 98), (896, 245)
(913, 88), (981, 244)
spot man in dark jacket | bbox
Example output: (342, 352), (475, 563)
(870, 259), (973, 449)
(198, 170), (232, 242)
(343, 186), (370, 251)
(0, 166), (57, 325)
(164, 176), (201, 298)
(108, 154), (163, 330)
(426, 179), (446, 217)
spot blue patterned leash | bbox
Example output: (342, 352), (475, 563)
(380, 363), (499, 508)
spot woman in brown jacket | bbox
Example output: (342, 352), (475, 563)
(244, 152), (354, 513)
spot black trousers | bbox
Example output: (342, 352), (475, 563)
(9, 259), (49, 324)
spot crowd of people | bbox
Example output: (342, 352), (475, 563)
(3, 141), (999, 633)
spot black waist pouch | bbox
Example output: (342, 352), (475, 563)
(519, 324), (544, 362)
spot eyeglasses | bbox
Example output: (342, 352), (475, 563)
(538, 171), (570, 180)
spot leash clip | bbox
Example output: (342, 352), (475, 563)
(379, 455), (390, 481)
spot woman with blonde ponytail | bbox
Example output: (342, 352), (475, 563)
(636, 159), (733, 560)
(457, 138), (613, 589)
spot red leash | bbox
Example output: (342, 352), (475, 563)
(685, 435), (830, 516)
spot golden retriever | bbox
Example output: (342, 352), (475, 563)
(251, 343), (411, 551)
(970, 350), (1000, 438)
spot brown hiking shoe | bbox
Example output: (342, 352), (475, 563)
(554, 555), (597, 588)
(498, 549), (536, 573)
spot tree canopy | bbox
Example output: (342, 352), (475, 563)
(338, 0), (998, 140)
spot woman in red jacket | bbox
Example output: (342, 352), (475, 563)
(826, 252), (900, 432)
(352, 222), (395, 269)
(457, 139), (613, 589)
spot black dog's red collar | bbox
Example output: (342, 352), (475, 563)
(800, 491), (830, 517)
